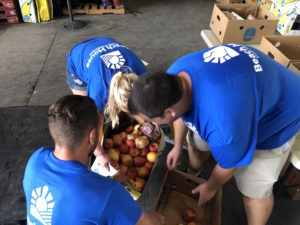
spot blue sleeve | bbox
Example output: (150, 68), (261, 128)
(207, 80), (258, 169)
(103, 182), (142, 225)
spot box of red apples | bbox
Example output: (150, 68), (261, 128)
(92, 113), (165, 200)
(155, 170), (222, 225)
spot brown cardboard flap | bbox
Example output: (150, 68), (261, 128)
(260, 36), (300, 67)
(155, 170), (222, 225)
(288, 61), (300, 75)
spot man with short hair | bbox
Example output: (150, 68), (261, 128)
(23, 95), (164, 225)
(128, 44), (300, 225)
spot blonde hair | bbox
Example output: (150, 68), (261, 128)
(105, 71), (138, 129)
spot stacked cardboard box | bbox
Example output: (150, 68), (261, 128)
(260, 35), (300, 75)
(210, 3), (278, 44)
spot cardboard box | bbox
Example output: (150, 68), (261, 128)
(259, 35), (300, 72)
(288, 61), (300, 75)
(217, 0), (243, 3)
(210, 3), (278, 44)
(91, 113), (165, 200)
(155, 170), (222, 225)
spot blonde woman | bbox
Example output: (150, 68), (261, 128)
(66, 37), (147, 169)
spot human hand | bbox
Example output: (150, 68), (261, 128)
(94, 141), (110, 171)
(166, 145), (182, 170)
(191, 182), (217, 206)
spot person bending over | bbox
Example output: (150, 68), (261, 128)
(128, 44), (300, 225)
(66, 37), (147, 169)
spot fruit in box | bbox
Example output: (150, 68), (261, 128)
(120, 143), (129, 154)
(126, 139), (135, 148)
(120, 164), (128, 174)
(120, 131), (127, 141)
(129, 147), (139, 157)
(103, 119), (162, 194)
(146, 152), (157, 163)
(145, 161), (153, 170)
(107, 148), (120, 162)
(127, 167), (138, 179)
(121, 154), (133, 166)
(103, 138), (114, 149)
(139, 147), (149, 157)
(135, 136), (150, 149)
(134, 156), (146, 167)
(112, 134), (123, 146)
(183, 207), (196, 222)
(149, 143), (159, 152)
(137, 166), (150, 178)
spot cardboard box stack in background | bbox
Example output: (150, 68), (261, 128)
(259, 35), (300, 75)
(210, 3), (278, 44)
(155, 170), (222, 225)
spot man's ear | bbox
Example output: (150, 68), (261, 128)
(164, 107), (176, 118)
(89, 128), (97, 146)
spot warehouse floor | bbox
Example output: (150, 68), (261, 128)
(0, 0), (299, 224)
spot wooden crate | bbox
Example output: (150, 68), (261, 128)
(64, 2), (125, 15)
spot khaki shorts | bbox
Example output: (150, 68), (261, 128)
(186, 130), (296, 198)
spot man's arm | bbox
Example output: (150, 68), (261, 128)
(166, 118), (188, 170)
(136, 211), (164, 225)
(192, 164), (237, 206)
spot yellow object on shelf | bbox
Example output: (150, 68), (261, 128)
(35, 0), (52, 22)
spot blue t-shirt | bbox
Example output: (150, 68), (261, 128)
(23, 147), (142, 225)
(67, 37), (147, 112)
(167, 44), (300, 169)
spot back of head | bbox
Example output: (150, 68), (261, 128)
(128, 72), (183, 118)
(48, 95), (99, 150)
(105, 71), (138, 128)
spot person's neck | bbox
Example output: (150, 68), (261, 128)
(53, 145), (89, 165)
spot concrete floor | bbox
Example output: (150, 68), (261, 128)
(0, 0), (300, 224)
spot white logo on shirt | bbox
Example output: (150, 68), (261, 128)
(100, 50), (126, 69)
(29, 186), (55, 225)
(203, 46), (239, 64)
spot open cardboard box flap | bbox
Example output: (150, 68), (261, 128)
(260, 35), (300, 67)
(155, 170), (222, 225)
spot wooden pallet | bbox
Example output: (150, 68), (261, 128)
(64, 2), (125, 16)
(0, 0), (20, 24)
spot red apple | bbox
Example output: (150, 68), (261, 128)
(183, 207), (196, 222)
(127, 167), (137, 179)
(134, 156), (146, 167)
(120, 143), (129, 154)
(149, 142), (159, 152)
(137, 166), (150, 178)
(126, 139), (135, 148)
(139, 147), (149, 157)
(129, 147), (139, 157)
(145, 161), (153, 170)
